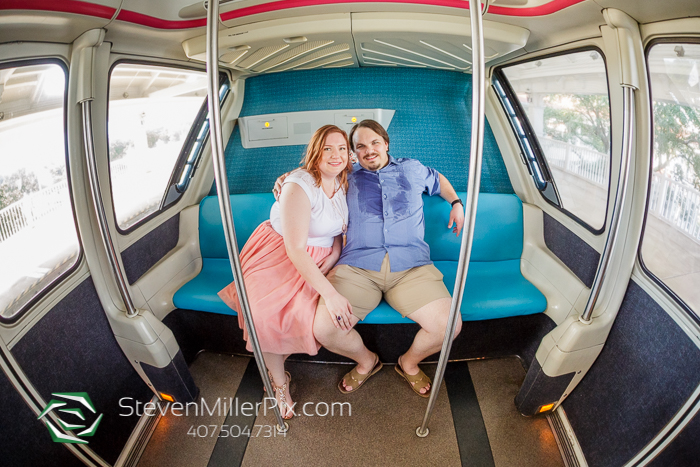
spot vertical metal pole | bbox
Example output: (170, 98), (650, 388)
(416, 0), (485, 437)
(204, 0), (287, 432)
(580, 85), (635, 323)
(81, 100), (138, 318)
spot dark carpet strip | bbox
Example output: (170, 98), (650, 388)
(445, 361), (496, 467)
(207, 359), (263, 467)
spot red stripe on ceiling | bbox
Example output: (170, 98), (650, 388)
(0, 0), (590, 29)
(488, 0), (587, 16)
(0, 0), (115, 19)
(220, 0), (589, 21)
(115, 9), (206, 29)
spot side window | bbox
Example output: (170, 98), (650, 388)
(108, 63), (210, 231)
(641, 42), (700, 317)
(497, 50), (611, 231)
(0, 61), (81, 322)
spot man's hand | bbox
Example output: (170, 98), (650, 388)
(272, 168), (301, 200)
(448, 203), (465, 236)
(272, 174), (288, 200)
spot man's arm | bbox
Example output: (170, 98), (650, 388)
(438, 173), (465, 236)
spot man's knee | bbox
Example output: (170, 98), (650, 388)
(421, 298), (461, 339)
(453, 318), (462, 339)
(436, 311), (462, 340)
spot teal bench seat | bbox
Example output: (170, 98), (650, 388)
(173, 193), (547, 323)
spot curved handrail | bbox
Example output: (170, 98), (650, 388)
(580, 85), (635, 323)
(81, 100), (138, 318)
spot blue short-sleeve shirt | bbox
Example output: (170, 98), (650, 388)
(338, 155), (441, 272)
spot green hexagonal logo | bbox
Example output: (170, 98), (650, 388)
(37, 392), (103, 444)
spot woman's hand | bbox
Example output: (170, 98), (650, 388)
(324, 292), (354, 331)
(317, 252), (339, 275)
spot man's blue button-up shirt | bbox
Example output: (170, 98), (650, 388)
(337, 155), (441, 272)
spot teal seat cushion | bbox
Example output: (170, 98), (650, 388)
(175, 192), (547, 321)
(173, 259), (236, 316)
(424, 192), (523, 262)
(361, 260), (546, 324)
(434, 260), (547, 321)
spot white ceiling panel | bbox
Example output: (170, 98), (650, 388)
(182, 11), (529, 76)
(182, 13), (359, 74)
(352, 12), (529, 72)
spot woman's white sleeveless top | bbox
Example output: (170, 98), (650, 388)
(270, 169), (348, 248)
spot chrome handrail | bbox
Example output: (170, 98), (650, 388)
(81, 100), (138, 318)
(204, 0), (287, 432)
(580, 85), (635, 323)
(416, 0), (485, 437)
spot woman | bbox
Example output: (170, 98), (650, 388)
(218, 125), (353, 419)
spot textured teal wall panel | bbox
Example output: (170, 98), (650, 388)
(223, 67), (513, 194)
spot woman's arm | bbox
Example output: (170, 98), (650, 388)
(318, 235), (342, 275)
(279, 184), (353, 329)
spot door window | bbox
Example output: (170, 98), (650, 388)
(108, 63), (209, 231)
(641, 42), (700, 317)
(498, 50), (611, 231)
(0, 61), (80, 322)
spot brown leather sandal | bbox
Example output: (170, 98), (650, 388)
(338, 353), (383, 394)
(395, 357), (431, 398)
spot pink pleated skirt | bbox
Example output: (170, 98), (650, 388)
(218, 221), (331, 356)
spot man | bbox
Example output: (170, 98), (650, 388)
(313, 119), (464, 397)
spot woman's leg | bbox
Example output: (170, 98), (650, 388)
(263, 352), (294, 418)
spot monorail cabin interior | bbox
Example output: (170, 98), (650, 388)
(1, 1), (700, 466)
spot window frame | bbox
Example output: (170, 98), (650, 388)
(0, 58), (84, 325)
(638, 37), (700, 326)
(493, 46), (613, 235)
(106, 60), (229, 235)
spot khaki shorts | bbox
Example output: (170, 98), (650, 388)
(319, 254), (451, 320)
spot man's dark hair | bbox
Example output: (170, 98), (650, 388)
(348, 119), (390, 152)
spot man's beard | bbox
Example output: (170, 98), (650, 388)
(364, 153), (382, 170)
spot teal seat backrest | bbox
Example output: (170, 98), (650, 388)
(424, 192), (523, 261)
(199, 194), (276, 258)
(199, 192), (523, 261)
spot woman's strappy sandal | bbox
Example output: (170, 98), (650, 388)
(267, 370), (294, 420)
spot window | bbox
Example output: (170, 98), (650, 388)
(497, 50), (611, 231)
(108, 63), (211, 231)
(641, 41), (700, 319)
(174, 81), (230, 194)
(0, 61), (81, 322)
